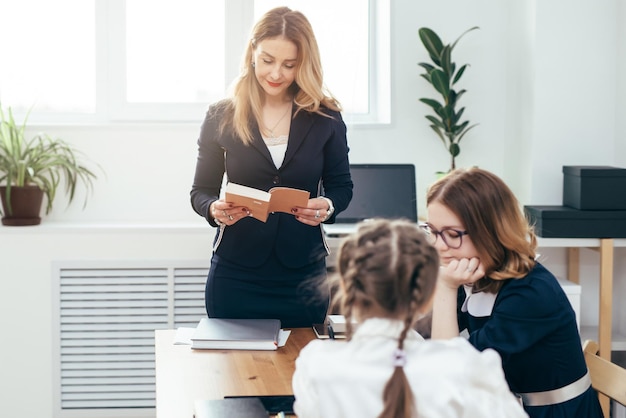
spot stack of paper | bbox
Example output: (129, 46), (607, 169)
(312, 323), (346, 340)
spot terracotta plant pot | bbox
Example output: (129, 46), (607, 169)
(0, 185), (44, 226)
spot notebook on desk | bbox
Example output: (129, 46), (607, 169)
(190, 318), (281, 350)
(223, 395), (295, 415)
(194, 398), (270, 418)
(323, 164), (418, 237)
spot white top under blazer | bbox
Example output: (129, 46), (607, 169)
(292, 317), (528, 418)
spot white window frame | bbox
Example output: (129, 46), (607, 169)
(101, 0), (250, 122)
(25, 0), (390, 125)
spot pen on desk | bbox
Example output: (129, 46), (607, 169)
(327, 323), (335, 340)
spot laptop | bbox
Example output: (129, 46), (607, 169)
(323, 164), (418, 236)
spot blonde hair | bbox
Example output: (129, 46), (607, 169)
(426, 167), (537, 293)
(333, 219), (439, 418)
(222, 7), (341, 144)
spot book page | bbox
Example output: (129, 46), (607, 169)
(224, 183), (271, 222)
(268, 187), (310, 214)
(225, 183), (270, 201)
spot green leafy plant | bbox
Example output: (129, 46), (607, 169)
(0, 104), (100, 216)
(418, 26), (479, 173)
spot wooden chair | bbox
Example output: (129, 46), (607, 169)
(583, 339), (626, 417)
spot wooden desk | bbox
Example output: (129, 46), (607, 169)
(154, 328), (316, 418)
(537, 237), (626, 418)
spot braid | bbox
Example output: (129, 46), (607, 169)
(333, 219), (439, 418)
(336, 221), (389, 338)
(340, 261), (359, 339)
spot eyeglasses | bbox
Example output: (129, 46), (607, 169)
(419, 223), (468, 249)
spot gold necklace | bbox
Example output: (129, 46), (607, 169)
(264, 104), (291, 139)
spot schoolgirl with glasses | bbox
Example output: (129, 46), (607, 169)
(428, 167), (603, 418)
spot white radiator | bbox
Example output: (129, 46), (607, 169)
(52, 260), (209, 418)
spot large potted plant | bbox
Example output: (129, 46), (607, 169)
(418, 26), (479, 173)
(0, 105), (100, 226)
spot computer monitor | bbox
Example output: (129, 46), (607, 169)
(334, 163), (418, 223)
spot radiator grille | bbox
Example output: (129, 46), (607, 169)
(172, 267), (209, 327)
(53, 261), (208, 416)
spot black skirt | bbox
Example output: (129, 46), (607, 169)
(205, 253), (329, 328)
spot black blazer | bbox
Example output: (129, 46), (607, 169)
(191, 101), (353, 268)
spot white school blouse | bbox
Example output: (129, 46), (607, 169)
(292, 318), (528, 418)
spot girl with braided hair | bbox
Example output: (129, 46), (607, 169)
(292, 218), (527, 418)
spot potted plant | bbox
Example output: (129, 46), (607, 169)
(418, 26), (479, 174)
(0, 105), (100, 226)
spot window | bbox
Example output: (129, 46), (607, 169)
(106, 0), (230, 121)
(0, 0), (96, 117)
(255, 1), (371, 117)
(125, 1), (225, 104)
(0, 0), (389, 124)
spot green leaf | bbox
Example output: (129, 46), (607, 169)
(419, 27), (444, 66)
(453, 107), (465, 125)
(440, 45), (452, 76)
(431, 70), (449, 99)
(448, 90), (457, 109)
(449, 143), (461, 157)
(453, 64), (469, 84)
(457, 124), (479, 143)
(418, 62), (435, 73)
(434, 105), (446, 119)
(453, 120), (469, 135)
(429, 124), (446, 144)
(442, 105), (454, 128)
(450, 26), (479, 51)
(419, 98), (442, 112)
(426, 115), (446, 131)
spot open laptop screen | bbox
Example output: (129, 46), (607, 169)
(333, 164), (418, 224)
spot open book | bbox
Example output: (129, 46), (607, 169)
(190, 318), (281, 350)
(224, 182), (310, 222)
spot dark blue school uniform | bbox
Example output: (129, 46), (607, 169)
(459, 263), (604, 418)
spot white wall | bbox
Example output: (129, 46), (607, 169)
(530, 0), (619, 204)
(1, 1), (626, 417)
(30, 123), (206, 224)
